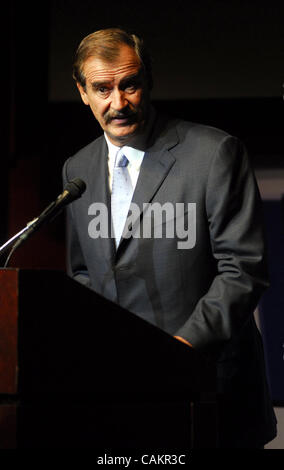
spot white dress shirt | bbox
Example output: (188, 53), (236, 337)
(104, 133), (145, 193)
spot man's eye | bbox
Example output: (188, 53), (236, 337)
(125, 84), (136, 93)
(98, 87), (108, 94)
(94, 86), (110, 96)
(123, 79), (140, 93)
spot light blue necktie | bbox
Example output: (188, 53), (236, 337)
(111, 150), (133, 248)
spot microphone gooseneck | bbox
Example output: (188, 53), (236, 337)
(0, 178), (86, 267)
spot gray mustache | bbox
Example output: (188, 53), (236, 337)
(105, 110), (138, 123)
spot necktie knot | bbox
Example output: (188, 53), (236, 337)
(115, 153), (129, 168)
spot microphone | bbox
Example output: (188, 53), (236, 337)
(0, 178), (86, 266)
(54, 178), (87, 208)
(18, 178), (86, 243)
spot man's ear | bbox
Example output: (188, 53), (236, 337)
(77, 82), (89, 106)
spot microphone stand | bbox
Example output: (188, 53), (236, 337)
(0, 200), (57, 268)
(0, 178), (86, 268)
(0, 218), (38, 267)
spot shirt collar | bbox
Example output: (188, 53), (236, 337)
(104, 133), (120, 170)
(104, 133), (120, 159)
(121, 146), (145, 170)
(104, 135), (145, 170)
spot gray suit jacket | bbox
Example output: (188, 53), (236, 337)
(63, 112), (277, 447)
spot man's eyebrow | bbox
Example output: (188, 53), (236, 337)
(91, 80), (112, 89)
(120, 71), (143, 85)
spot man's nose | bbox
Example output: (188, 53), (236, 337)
(111, 88), (127, 111)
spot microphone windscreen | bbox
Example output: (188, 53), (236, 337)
(65, 178), (86, 201)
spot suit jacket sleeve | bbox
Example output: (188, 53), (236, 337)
(62, 158), (91, 287)
(175, 135), (269, 350)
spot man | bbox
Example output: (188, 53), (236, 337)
(63, 28), (277, 447)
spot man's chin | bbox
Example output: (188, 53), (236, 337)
(105, 125), (139, 146)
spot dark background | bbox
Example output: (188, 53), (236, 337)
(2, 0), (283, 270)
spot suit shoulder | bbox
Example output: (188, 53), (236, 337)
(173, 119), (245, 164)
(175, 119), (232, 145)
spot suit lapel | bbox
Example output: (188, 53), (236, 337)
(131, 148), (176, 213)
(88, 137), (116, 263)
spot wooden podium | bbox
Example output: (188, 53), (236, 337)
(0, 268), (216, 449)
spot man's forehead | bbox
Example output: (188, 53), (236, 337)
(83, 45), (141, 83)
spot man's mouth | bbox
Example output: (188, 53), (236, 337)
(111, 118), (133, 126)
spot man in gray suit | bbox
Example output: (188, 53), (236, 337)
(63, 28), (277, 447)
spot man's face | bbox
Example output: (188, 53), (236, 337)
(77, 45), (150, 146)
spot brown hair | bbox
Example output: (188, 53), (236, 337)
(73, 28), (153, 90)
